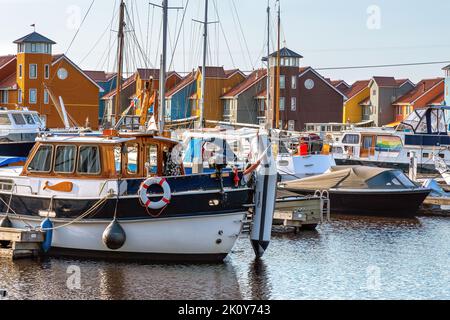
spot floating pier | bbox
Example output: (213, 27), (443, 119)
(0, 227), (45, 260)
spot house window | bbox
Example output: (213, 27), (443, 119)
(279, 97), (285, 111)
(279, 120), (283, 129)
(291, 97), (297, 111)
(18, 89), (22, 104)
(372, 89), (377, 95)
(29, 89), (37, 104)
(288, 120), (295, 131)
(0, 90), (8, 104)
(259, 100), (265, 112)
(44, 89), (49, 104)
(44, 65), (50, 79)
(19, 65), (23, 78)
(280, 75), (285, 89)
(29, 64), (37, 79)
(291, 76), (297, 89)
(31, 43), (37, 52)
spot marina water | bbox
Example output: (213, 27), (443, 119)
(1, 215), (449, 300)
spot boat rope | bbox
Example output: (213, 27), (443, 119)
(39, 193), (112, 232)
(0, 192), (33, 228)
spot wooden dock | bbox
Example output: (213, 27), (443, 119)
(0, 227), (45, 260)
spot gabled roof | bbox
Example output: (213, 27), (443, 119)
(429, 92), (445, 105)
(14, 32), (56, 44)
(370, 76), (398, 87)
(197, 66), (244, 79)
(268, 47), (303, 59)
(221, 69), (267, 99)
(102, 75), (136, 100)
(393, 78), (444, 105)
(0, 72), (17, 90)
(83, 70), (117, 83)
(396, 78), (415, 87)
(331, 80), (350, 88)
(255, 88), (267, 99)
(344, 80), (370, 100)
(298, 67), (348, 99)
(52, 54), (104, 92)
(166, 71), (196, 98)
(359, 97), (371, 106)
(136, 68), (181, 81)
(0, 55), (16, 69)
(442, 64), (450, 71)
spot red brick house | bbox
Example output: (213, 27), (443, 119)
(267, 47), (347, 131)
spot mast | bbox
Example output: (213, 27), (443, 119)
(266, 1), (271, 129)
(198, 0), (209, 129)
(158, 0), (168, 134)
(275, 0), (281, 129)
(114, 0), (125, 126)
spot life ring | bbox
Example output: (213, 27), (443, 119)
(139, 177), (171, 210)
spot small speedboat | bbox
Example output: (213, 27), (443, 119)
(280, 166), (431, 217)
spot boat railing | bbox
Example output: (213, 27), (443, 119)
(314, 190), (331, 222)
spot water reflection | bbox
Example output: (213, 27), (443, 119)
(1, 216), (449, 300)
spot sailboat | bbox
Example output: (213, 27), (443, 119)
(0, 0), (277, 262)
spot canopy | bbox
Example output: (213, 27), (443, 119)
(283, 166), (404, 191)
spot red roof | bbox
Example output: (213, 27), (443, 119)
(136, 69), (181, 81)
(102, 75), (136, 100)
(359, 97), (371, 105)
(396, 79), (412, 86)
(0, 55), (16, 69)
(221, 69), (267, 98)
(344, 80), (370, 99)
(255, 88), (267, 99)
(371, 76), (399, 87)
(393, 78), (444, 105)
(0, 72), (17, 90)
(331, 80), (349, 88)
(84, 70), (117, 82)
(429, 92), (445, 105)
(166, 71), (196, 98)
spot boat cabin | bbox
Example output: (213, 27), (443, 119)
(0, 107), (44, 133)
(20, 133), (184, 179)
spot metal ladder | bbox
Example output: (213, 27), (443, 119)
(240, 210), (253, 237)
(314, 190), (331, 223)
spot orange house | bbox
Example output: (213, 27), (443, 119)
(392, 78), (445, 122)
(0, 32), (102, 129)
(192, 66), (246, 123)
(134, 69), (181, 107)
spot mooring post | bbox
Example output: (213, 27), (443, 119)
(409, 151), (417, 181)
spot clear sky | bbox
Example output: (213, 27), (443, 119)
(1, 0), (449, 83)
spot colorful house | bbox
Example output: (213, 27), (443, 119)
(341, 80), (370, 124)
(191, 67), (246, 123)
(331, 80), (351, 93)
(84, 71), (118, 124)
(0, 31), (102, 129)
(220, 69), (267, 125)
(443, 65), (450, 105)
(392, 78), (445, 122)
(364, 77), (415, 126)
(101, 75), (136, 127)
(165, 70), (197, 121)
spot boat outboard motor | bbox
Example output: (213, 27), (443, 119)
(250, 131), (277, 258)
(102, 219), (126, 250)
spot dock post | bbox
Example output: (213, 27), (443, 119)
(409, 151), (417, 181)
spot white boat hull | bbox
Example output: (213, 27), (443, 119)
(4, 212), (246, 261)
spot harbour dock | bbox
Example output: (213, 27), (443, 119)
(0, 227), (44, 260)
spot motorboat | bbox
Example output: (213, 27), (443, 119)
(280, 166), (431, 217)
(0, 107), (44, 157)
(332, 106), (450, 174)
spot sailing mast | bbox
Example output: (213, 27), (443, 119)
(266, 1), (271, 129)
(114, 0), (125, 126)
(275, 0), (281, 129)
(158, 0), (168, 134)
(198, 0), (209, 129)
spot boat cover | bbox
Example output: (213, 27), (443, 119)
(0, 157), (26, 167)
(283, 166), (397, 191)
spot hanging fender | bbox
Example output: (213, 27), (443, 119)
(139, 177), (172, 210)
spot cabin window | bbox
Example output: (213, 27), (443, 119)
(11, 113), (26, 125)
(342, 134), (359, 144)
(23, 114), (35, 125)
(0, 114), (11, 125)
(146, 145), (158, 175)
(28, 145), (53, 172)
(126, 144), (139, 175)
(54, 146), (76, 173)
(78, 146), (101, 174)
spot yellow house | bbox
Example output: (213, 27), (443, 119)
(192, 67), (245, 122)
(0, 32), (102, 129)
(342, 80), (370, 124)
